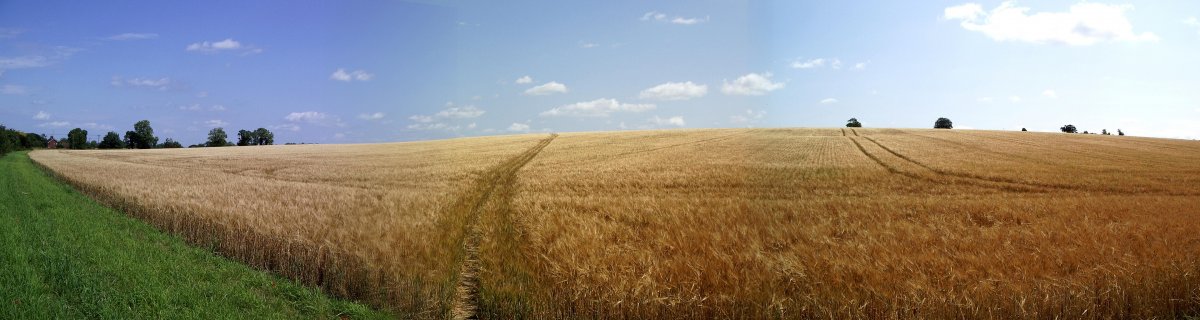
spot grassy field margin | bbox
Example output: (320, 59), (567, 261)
(0, 151), (391, 319)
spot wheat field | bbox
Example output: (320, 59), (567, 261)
(29, 128), (1200, 318)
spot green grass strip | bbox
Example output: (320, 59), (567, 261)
(0, 151), (392, 319)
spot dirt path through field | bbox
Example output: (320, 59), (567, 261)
(450, 133), (557, 320)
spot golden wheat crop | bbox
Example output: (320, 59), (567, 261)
(30, 128), (1200, 319)
(30, 135), (547, 316)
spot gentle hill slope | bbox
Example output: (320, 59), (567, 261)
(29, 128), (1200, 318)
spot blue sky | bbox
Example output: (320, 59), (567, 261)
(2, 0), (1199, 145)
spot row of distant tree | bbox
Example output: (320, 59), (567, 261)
(848, 117), (1127, 135)
(847, 117), (955, 129)
(1055, 125), (1123, 135)
(0, 120), (277, 153)
(0, 124), (50, 157)
(196, 127), (275, 148)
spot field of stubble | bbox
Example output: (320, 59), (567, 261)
(30, 128), (1200, 319)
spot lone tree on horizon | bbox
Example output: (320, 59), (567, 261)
(207, 127), (229, 147)
(934, 117), (953, 129)
(846, 118), (862, 127)
(1061, 124), (1078, 133)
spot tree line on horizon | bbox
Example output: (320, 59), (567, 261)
(847, 117), (1127, 136)
(0, 120), (277, 153)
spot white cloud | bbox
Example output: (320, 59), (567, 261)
(409, 115), (433, 123)
(649, 115), (686, 127)
(406, 104), (485, 131)
(435, 106), (485, 118)
(579, 42), (600, 48)
(33, 111), (50, 120)
(791, 58), (826, 69)
(820, 98), (839, 104)
(977, 97), (996, 103)
(794, 58), (866, 70)
(1009, 96), (1023, 103)
(944, 2), (1158, 45)
(0, 47), (77, 74)
(186, 38), (242, 52)
(508, 123), (530, 132)
(1042, 89), (1058, 98)
(285, 111), (327, 122)
(106, 33), (158, 41)
(358, 112), (385, 120)
(1185, 17), (1200, 34)
(670, 16), (708, 25)
(515, 75), (533, 84)
(721, 73), (785, 96)
(269, 123), (301, 132)
(179, 104), (226, 111)
(638, 81), (707, 101)
(331, 68), (373, 82)
(284, 111), (344, 127)
(524, 81), (568, 95)
(80, 122), (114, 131)
(540, 98), (655, 117)
(730, 109), (766, 125)
(1, 84), (27, 95)
(944, 3), (985, 21)
(0, 56), (50, 71)
(38, 121), (70, 128)
(641, 11), (708, 25)
(205, 119), (228, 127)
(0, 28), (23, 39)
(111, 76), (172, 90)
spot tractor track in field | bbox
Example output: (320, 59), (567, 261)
(450, 133), (557, 320)
(853, 134), (1200, 196)
(847, 136), (1051, 193)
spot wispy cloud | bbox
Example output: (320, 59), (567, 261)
(38, 121), (70, 128)
(0, 28), (23, 39)
(106, 33), (158, 41)
(820, 98), (839, 104)
(1042, 89), (1058, 98)
(730, 109), (766, 125)
(285, 111), (344, 127)
(33, 111), (50, 120)
(508, 123), (530, 132)
(524, 81), (568, 96)
(1185, 17), (1200, 34)
(721, 73), (784, 96)
(111, 76), (172, 90)
(540, 98), (655, 117)
(649, 115), (686, 127)
(186, 38), (261, 54)
(0, 47), (79, 73)
(1, 84), (27, 95)
(178, 104), (225, 111)
(639, 81), (707, 101)
(358, 112), (385, 120)
(943, 2), (1158, 45)
(407, 104), (485, 131)
(641, 11), (709, 25)
(791, 57), (865, 70)
(204, 119), (228, 127)
(515, 75), (533, 84)
(331, 68), (373, 82)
